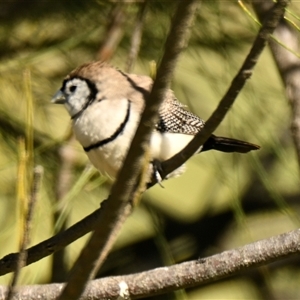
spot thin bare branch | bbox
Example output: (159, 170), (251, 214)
(252, 0), (300, 171)
(58, 1), (199, 299)
(51, 136), (76, 282)
(125, 0), (148, 72)
(1, 228), (300, 300)
(0, 205), (103, 276)
(149, 0), (289, 184)
(97, 3), (127, 62)
(6, 166), (43, 300)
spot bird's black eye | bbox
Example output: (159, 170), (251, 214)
(69, 85), (77, 92)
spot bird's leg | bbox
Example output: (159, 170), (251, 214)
(151, 159), (165, 188)
(99, 198), (109, 207)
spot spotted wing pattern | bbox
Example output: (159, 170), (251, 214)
(156, 97), (205, 135)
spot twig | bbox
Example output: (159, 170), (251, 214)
(1, 228), (300, 300)
(252, 0), (300, 171)
(149, 0), (290, 184)
(6, 166), (43, 300)
(0, 206), (103, 276)
(58, 1), (199, 300)
(97, 3), (127, 62)
(51, 135), (76, 282)
(125, 0), (148, 72)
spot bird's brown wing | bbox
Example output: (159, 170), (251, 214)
(156, 97), (205, 135)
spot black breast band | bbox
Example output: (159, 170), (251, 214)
(83, 100), (131, 152)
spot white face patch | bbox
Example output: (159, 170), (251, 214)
(63, 78), (92, 117)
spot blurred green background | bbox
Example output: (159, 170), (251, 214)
(0, 1), (300, 299)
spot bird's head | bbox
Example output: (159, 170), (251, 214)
(51, 76), (98, 119)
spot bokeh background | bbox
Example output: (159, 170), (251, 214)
(0, 1), (300, 299)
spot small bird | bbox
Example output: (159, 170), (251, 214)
(52, 61), (259, 181)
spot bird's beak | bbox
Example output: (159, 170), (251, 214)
(51, 90), (66, 104)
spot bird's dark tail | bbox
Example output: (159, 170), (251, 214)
(201, 134), (260, 153)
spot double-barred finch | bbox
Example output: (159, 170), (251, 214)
(51, 61), (260, 181)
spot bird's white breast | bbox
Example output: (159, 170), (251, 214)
(72, 98), (140, 178)
(150, 132), (202, 178)
(150, 131), (196, 161)
(72, 98), (199, 179)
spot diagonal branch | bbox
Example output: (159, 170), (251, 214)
(0, 228), (299, 299)
(0, 206), (104, 276)
(252, 0), (300, 171)
(6, 166), (43, 300)
(151, 0), (290, 183)
(125, 0), (148, 73)
(58, 1), (199, 300)
(96, 2), (127, 62)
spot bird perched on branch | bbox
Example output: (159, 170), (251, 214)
(52, 61), (259, 182)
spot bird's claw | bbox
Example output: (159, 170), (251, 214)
(152, 159), (164, 188)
